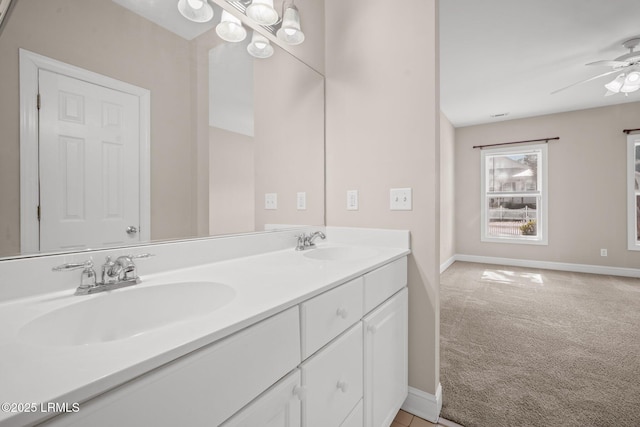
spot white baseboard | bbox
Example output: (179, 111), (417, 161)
(440, 256), (456, 274)
(401, 384), (442, 423)
(455, 254), (640, 278)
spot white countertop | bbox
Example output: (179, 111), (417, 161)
(0, 242), (409, 427)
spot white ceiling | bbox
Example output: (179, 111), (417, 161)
(439, 0), (640, 127)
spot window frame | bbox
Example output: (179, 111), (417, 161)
(480, 143), (548, 245)
(627, 134), (640, 251)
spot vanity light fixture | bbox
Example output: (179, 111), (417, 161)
(276, 4), (304, 45)
(246, 0), (279, 26)
(247, 30), (274, 58)
(216, 10), (247, 42)
(177, 0), (214, 23)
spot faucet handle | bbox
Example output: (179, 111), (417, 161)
(52, 259), (94, 271)
(53, 260), (97, 291)
(129, 253), (155, 260)
(117, 253), (154, 280)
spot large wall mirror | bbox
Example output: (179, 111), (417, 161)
(0, 0), (325, 259)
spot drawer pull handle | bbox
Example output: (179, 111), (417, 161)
(292, 385), (306, 401)
(336, 307), (349, 319)
(368, 324), (378, 334)
(336, 380), (349, 393)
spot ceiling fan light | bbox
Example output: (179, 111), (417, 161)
(177, 0), (214, 23)
(216, 10), (247, 42)
(247, 31), (274, 59)
(246, 0), (279, 26)
(624, 71), (640, 84)
(620, 83), (640, 93)
(276, 6), (305, 45)
(604, 74), (625, 93)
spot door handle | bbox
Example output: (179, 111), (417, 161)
(126, 226), (138, 235)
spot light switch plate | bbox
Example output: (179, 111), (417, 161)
(265, 193), (278, 210)
(347, 190), (359, 210)
(297, 192), (306, 210)
(390, 188), (412, 210)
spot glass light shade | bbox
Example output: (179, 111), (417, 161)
(247, 31), (274, 59)
(625, 71), (640, 85)
(276, 6), (305, 45)
(620, 83), (640, 93)
(216, 10), (247, 42)
(604, 74), (625, 93)
(177, 0), (214, 23)
(246, 0), (279, 26)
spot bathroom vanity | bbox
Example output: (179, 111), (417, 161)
(0, 228), (409, 427)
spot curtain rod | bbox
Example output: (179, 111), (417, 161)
(623, 128), (640, 134)
(473, 137), (559, 150)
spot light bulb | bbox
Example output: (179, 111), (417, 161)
(216, 10), (247, 42)
(246, 0), (279, 26)
(177, 0), (214, 23)
(276, 6), (304, 45)
(247, 31), (274, 59)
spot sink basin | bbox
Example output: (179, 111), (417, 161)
(303, 246), (379, 261)
(19, 282), (236, 346)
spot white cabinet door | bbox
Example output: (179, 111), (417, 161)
(363, 288), (408, 427)
(301, 323), (363, 427)
(222, 370), (302, 427)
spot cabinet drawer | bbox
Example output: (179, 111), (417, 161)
(363, 257), (407, 313)
(301, 277), (363, 358)
(221, 369), (302, 427)
(42, 307), (301, 427)
(301, 323), (363, 427)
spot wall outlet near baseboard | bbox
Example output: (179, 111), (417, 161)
(600, 249), (608, 257)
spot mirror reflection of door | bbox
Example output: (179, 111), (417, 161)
(38, 70), (141, 251)
(19, 50), (151, 254)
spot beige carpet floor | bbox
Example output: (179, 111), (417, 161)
(440, 262), (640, 427)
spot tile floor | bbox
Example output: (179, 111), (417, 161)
(392, 410), (462, 427)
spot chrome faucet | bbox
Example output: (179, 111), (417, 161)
(295, 231), (326, 251)
(53, 253), (154, 295)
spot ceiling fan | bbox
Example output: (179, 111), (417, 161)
(552, 38), (640, 96)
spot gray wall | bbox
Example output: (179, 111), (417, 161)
(455, 101), (640, 268)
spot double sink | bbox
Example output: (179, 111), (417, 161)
(17, 246), (377, 347)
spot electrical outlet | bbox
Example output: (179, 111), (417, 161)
(265, 193), (277, 210)
(347, 190), (359, 210)
(390, 188), (412, 210)
(296, 192), (306, 210)
(600, 248), (607, 257)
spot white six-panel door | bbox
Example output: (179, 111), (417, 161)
(38, 69), (141, 251)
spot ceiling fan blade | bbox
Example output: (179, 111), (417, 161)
(586, 60), (630, 67)
(551, 68), (628, 95)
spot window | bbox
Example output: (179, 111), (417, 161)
(481, 144), (548, 244)
(627, 134), (640, 250)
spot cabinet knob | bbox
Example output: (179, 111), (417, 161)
(336, 307), (349, 319)
(367, 324), (378, 334)
(292, 385), (306, 401)
(336, 380), (349, 393)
